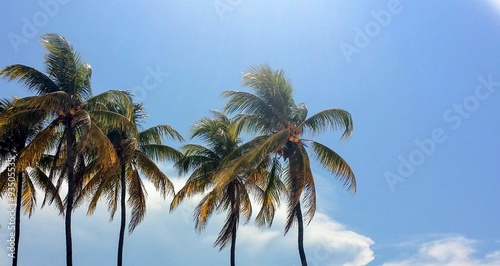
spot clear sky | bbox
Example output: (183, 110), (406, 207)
(1, 1), (499, 265)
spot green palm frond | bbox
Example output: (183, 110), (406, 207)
(30, 166), (64, 214)
(169, 170), (211, 211)
(311, 141), (356, 193)
(254, 157), (285, 228)
(127, 168), (147, 233)
(284, 144), (314, 234)
(10, 92), (71, 113)
(215, 130), (289, 188)
(77, 121), (117, 173)
(0, 108), (47, 131)
(139, 144), (183, 163)
(230, 113), (273, 136)
(134, 151), (175, 198)
(89, 109), (135, 135)
(176, 144), (219, 175)
(239, 184), (252, 224)
(81, 167), (118, 216)
(0, 64), (58, 94)
(17, 121), (59, 170)
(85, 90), (134, 121)
(242, 65), (294, 112)
(299, 108), (353, 139)
(0, 168), (11, 197)
(40, 33), (92, 100)
(194, 189), (220, 233)
(72, 109), (91, 136)
(139, 124), (184, 144)
(21, 171), (37, 217)
(222, 91), (275, 122)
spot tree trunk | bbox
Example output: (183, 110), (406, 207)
(12, 172), (23, 266)
(229, 182), (238, 266)
(65, 121), (75, 266)
(296, 203), (307, 266)
(230, 218), (237, 266)
(117, 159), (126, 266)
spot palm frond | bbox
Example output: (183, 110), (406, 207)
(0, 64), (58, 94)
(17, 121), (59, 170)
(30, 167), (64, 214)
(311, 141), (356, 193)
(20, 171), (37, 217)
(299, 108), (353, 139)
(194, 189), (220, 233)
(254, 157), (285, 228)
(40, 33), (92, 100)
(127, 168), (147, 233)
(284, 144), (313, 234)
(139, 124), (184, 144)
(138, 144), (183, 163)
(134, 151), (175, 198)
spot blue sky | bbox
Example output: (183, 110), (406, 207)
(1, 1), (499, 265)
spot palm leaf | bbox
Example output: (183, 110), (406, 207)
(127, 168), (147, 233)
(134, 151), (175, 198)
(311, 141), (356, 193)
(0, 64), (58, 94)
(299, 108), (353, 139)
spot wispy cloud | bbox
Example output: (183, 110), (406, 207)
(383, 236), (500, 266)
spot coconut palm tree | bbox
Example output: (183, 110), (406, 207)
(0, 98), (63, 266)
(76, 101), (183, 266)
(220, 65), (356, 266)
(0, 33), (132, 266)
(171, 110), (282, 266)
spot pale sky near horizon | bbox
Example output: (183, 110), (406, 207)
(1, 1), (500, 265)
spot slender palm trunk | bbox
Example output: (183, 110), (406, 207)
(117, 159), (126, 266)
(65, 121), (75, 266)
(230, 218), (237, 266)
(12, 172), (23, 266)
(295, 202), (307, 266)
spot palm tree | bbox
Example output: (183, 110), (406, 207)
(0, 33), (131, 266)
(221, 65), (356, 266)
(0, 98), (63, 266)
(171, 111), (280, 266)
(76, 101), (184, 266)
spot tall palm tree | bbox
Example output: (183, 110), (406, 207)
(221, 65), (356, 266)
(171, 111), (280, 266)
(0, 98), (63, 266)
(0, 33), (131, 266)
(76, 101), (184, 266)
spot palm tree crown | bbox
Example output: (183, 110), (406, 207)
(222, 65), (356, 266)
(0, 33), (132, 266)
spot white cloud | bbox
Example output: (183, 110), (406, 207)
(0, 177), (375, 266)
(383, 236), (500, 266)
